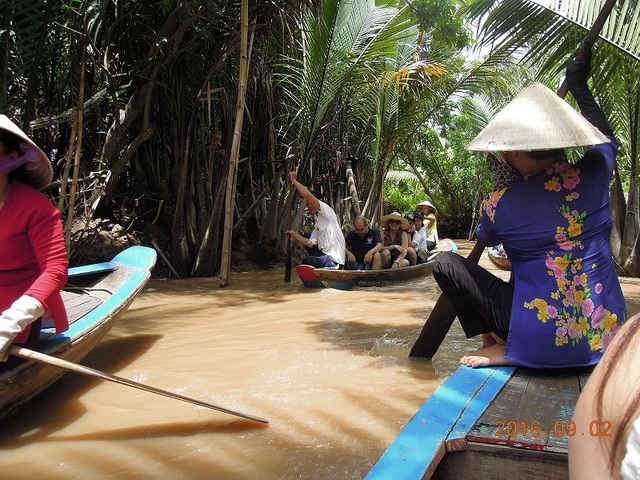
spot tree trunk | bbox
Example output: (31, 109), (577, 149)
(90, 4), (195, 216)
(259, 170), (283, 243)
(345, 159), (361, 219)
(191, 174), (227, 276)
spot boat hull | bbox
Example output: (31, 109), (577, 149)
(0, 246), (157, 421)
(295, 265), (353, 290)
(311, 238), (457, 287)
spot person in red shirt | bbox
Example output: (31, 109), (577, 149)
(0, 114), (68, 369)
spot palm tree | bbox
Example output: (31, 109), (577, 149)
(464, 0), (640, 275)
(272, 0), (418, 238)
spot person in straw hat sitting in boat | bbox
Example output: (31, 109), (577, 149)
(379, 212), (416, 269)
(415, 200), (438, 251)
(430, 38), (626, 369)
(0, 115), (68, 370)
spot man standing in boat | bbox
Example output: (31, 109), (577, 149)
(285, 171), (345, 269)
(344, 215), (382, 270)
(415, 201), (439, 251)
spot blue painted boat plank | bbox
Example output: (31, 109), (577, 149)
(68, 262), (117, 277)
(366, 366), (514, 480)
(111, 245), (158, 270)
(446, 366), (515, 446)
(467, 369), (529, 446)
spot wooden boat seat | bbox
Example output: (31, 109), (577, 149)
(39, 289), (104, 345)
(60, 289), (104, 325)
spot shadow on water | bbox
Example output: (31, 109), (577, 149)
(0, 333), (165, 444)
(0, 417), (265, 449)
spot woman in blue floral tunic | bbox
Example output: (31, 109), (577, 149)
(432, 41), (626, 368)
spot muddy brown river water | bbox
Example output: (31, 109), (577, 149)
(1, 241), (638, 479)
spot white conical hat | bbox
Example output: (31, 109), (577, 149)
(416, 200), (436, 214)
(0, 114), (52, 189)
(466, 82), (609, 152)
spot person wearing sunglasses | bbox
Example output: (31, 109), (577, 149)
(379, 212), (415, 269)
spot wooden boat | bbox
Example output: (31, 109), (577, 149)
(0, 245), (157, 421)
(487, 244), (512, 270)
(308, 238), (457, 288)
(366, 364), (591, 479)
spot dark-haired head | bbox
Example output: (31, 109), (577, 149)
(309, 189), (325, 202)
(0, 128), (24, 156)
(525, 148), (566, 163)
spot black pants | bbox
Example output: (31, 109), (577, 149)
(433, 252), (512, 341)
(1, 317), (42, 371)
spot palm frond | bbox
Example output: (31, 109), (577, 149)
(277, 0), (418, 165)
(385, 169), (420, 183)
(531, 0), (640, 61)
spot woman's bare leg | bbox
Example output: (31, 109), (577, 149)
(482, 332), (505, 348)
(482, 333), (496, 348)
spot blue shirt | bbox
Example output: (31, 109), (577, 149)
(345, 228), (382, 264)
(477, 137), (627, 368)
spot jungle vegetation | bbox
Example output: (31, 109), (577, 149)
(2, 0), (639, 281)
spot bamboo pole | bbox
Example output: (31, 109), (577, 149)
(65, 45), (87, 255)
(219, 0), (251, 287)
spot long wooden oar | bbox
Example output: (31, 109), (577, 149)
(284, 178), (294, 283)
(8, 345), (269, 424)
(409, 0), (618, 359)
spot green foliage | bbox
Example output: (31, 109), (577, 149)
(382, 170), (425, 214)
(4, 0), (638, 275)
(412, 0), (470, 52)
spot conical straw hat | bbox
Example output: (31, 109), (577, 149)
(466, 82), (609, 152)
(380, 211), (409, 230)
(416, 200), (436, 214)
(0, 114), (52, 189)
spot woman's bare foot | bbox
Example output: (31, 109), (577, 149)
(460, 344), (520, 368)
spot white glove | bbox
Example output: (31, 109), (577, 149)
(0, 295), (44, 362)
